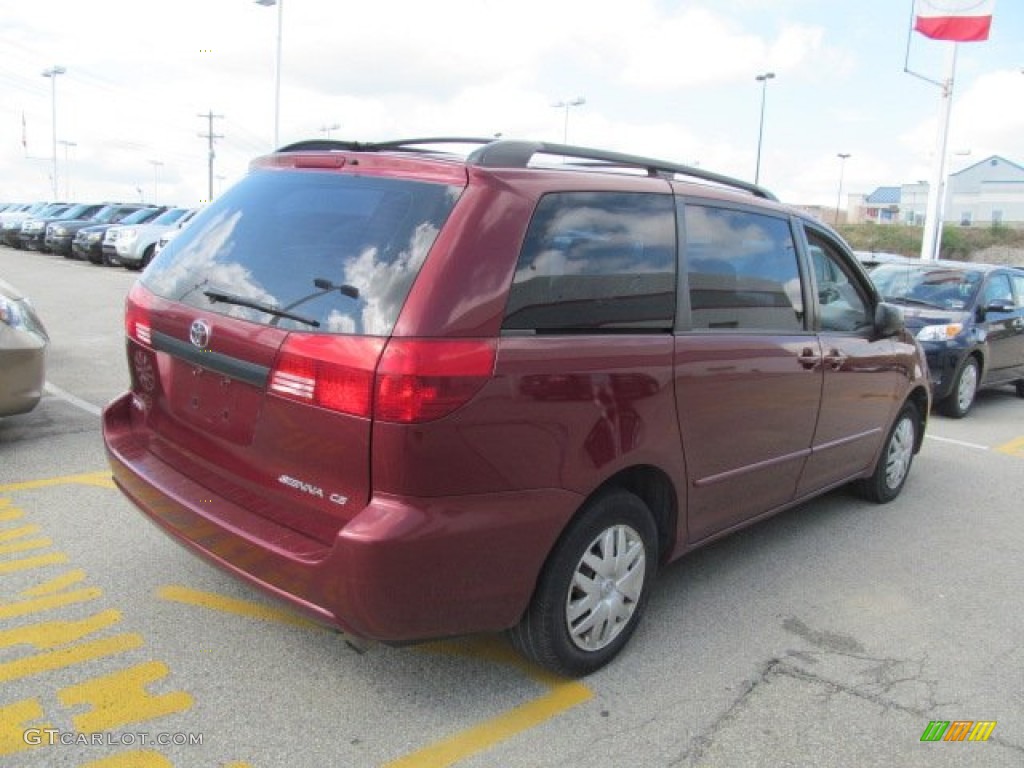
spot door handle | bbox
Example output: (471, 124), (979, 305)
(798, 348), (821, 370)
(823, 349), (847, 371)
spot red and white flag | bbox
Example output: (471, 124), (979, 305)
(914, 0), (995, 42)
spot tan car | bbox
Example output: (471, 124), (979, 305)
(0, 278), (49, 416)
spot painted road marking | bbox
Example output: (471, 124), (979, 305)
(385, 637), (593, 768)
(995, 436), (1024, 457)
(925, 434), (989, 451)
(0, 491), (194, 765)
(157, 585), (324, 631)
(161, 586), (594, 768)
(43, 381), (102, 418)
(0, 471), (115, 494)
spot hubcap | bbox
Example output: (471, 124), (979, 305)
(885, 416), (915, 489)
(957, 363), (978, 412)
(566, 525), (646, 652)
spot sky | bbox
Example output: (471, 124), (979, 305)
(2, 0), (1023, 210)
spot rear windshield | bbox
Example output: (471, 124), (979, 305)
(142, 170), (462, 335)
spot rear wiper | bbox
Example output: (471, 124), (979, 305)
(203, 289), (320, 328)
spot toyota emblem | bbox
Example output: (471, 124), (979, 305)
(189, 319), (211, 349)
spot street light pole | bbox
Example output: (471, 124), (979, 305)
(552, 96), (585, 144)
(835, 153), (851, 225)
(58, 140), (76, 200)
(754, 72), (775, 185)
(41, 66), (67, 199)
(149, 160), (164, 204)
(255, 0), (283, 148)
(319, 123), (340, 139)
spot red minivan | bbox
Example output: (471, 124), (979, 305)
(103, 138), (930, 676)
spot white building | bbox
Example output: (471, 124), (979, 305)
(850, 155), (1024, 228)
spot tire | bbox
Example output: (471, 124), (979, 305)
(857, 402), (919, 504)
(137, 244), (156, 270)
(940, 357), (979, 418)
(508, 489), (658, 677)
(88, 249), (104, 265)
(1016, 380), (1024, 399)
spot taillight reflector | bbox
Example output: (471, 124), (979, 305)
(269, 335), (384, 418)
(125, 283), (152, 346)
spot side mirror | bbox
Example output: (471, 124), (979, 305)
(874, 301), (904, 338)
(983, 298), (1015, 316)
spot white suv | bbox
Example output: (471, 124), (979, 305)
(108, 207), (191, 270)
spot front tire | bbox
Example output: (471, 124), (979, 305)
(857, 402), (919, 503)
(940, 357), (979, 418)
(508, 489), (658, 677)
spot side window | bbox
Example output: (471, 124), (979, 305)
(503, 192), (676, 332)
(805, 228), (872, 333)
(684, 205), (804, 331)
(1011, 275), (1024, 308)
(981, 273), (1013, 307)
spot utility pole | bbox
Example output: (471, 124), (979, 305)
(197, 110), (224, 202)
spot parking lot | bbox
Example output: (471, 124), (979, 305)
(2, 245), (1022, 767)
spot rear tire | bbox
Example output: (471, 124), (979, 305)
(856, 402), (919, 504)
(940, 357), (978, 418)
(137, 244), (156, 270)
(507, 489), (657, 677)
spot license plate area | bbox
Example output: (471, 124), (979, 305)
(170, 364), (259, 444)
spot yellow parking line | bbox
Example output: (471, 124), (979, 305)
(382, 636), (593, 768)
(161, 586), (593, 768)
(0, 471), (115, 494)
(81, 751), (173, 768)
(994, 436), (1024, 457)
(156, 585), (325, 631)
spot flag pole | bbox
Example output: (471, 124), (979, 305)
(919, 42), (957, 262)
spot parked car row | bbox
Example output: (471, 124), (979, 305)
(0, 201), (198, 270)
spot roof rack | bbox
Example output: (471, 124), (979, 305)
(275, 137), (494, 154)
(274, 137), (777, 201)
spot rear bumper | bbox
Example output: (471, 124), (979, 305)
(103, 392), (579, 643)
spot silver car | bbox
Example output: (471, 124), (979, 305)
(0, 278), (49, 416)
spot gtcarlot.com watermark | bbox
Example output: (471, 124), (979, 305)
(23, 729), (204, 747)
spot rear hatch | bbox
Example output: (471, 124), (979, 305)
(125, 158), (464, 546)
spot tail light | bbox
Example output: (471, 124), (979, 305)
(269, 335), (385, 418)
(268, 336), (496, 423)
(375, 339), (496, 423)
(125, 283), (152, 346)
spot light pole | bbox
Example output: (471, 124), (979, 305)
(41, 66), (67, 199)
(58, 140), (76, 200)
(255, 0), (283, 148)
(552, 96), (585, 144)
(754, 72), (774, 185)
(319, 123), (340, 139)
(149, 159), (164, 204)
(834, 153), (851, 225)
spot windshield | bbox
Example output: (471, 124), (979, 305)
(152, 208), (189, 226)
(93, 206), (129, 223)
(142, 169), (462, 336)
(121, 208), (160, 225)
(871, 264), (982, 310)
